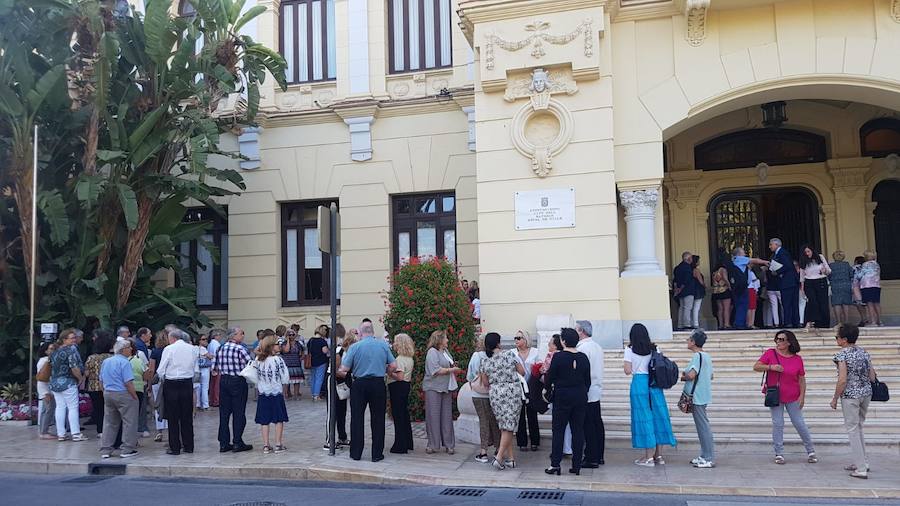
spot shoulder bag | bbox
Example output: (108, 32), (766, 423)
(871, 372), (890, 402)
(336, 382), (351, 400)
(36, 359), (51, 382)
(678, 353), (702, 414)
(470, 373), (490, 395)
(239, 360), (259, 385)
(762, 350), (781, 407)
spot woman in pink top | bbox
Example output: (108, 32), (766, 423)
(753, 330), (817, 465)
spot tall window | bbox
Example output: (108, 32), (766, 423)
(873, 180), (900, 280)
(282, 201), (340, 306)
(860, 118), (900, 158)
(392, 192), (456, 267)
(280, 0), (337, 83)
(387, 0), (452, 74)
(179, 208), (228, 310)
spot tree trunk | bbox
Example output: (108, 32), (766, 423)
(82, 108), (99, 175)
(116, 192), (154, 310)
(94, 191), (119, 277)
(11, 150), (38, 302)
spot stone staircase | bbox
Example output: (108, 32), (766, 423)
(542, 328), (900, 453)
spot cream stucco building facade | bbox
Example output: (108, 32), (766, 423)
(162, 0), (900, 343)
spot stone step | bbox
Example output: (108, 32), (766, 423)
(599, 430), (900, 449)
(671, 327), (900, 340)
(597, 404), (900, 419)
(602, 343), (900, 358)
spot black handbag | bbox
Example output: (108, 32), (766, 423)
(762, 351), (781, 407)
(871, 374), (890, 402)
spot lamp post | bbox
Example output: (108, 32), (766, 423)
(27, 125), (38, 425)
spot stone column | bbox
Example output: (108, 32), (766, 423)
(620, 187), (664, 277)
(827, 158), (872, 252)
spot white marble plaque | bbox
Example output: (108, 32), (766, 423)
(514, 188), (576, 230)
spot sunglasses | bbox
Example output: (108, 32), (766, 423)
(287, 333), (296, 337)
(514, 336), (523, 341)
(773, 337), (786, 343)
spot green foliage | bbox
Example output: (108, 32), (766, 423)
(0, 0), (288, 385)
(0, 382), (27, 403)
(383, 258), (476, 421)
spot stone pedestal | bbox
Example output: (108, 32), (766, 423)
(453, 382), (481, 445)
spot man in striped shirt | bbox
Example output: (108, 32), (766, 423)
(215, 327), (253, 453)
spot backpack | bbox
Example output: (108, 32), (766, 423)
(649, 350), (679, 389)
(727, 260), (749, 296)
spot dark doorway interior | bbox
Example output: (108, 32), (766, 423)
(709, 187), (821, 266)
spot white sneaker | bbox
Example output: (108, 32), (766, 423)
(71, 434), (89, 442)
(693, 457), (715, 468)
(690, 456), (703, 465)
(142, 431), (150, 437)
(100, 452), (112, 459)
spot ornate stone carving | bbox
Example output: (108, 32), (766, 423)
(892, 0), (900, 23)
(484, 18), (593, 71)
(685, 0), (710, 47)
(886, 153), (900, 175)
(504, 68), (577, 104)
(508, 69), (574, 177)
(620, 188), (660, 216)
(756, 162), (769, 184)
(392, 82), (410, 98)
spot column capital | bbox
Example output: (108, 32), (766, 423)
(619, 187), (660, 216)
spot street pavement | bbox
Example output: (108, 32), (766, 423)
(4, 473), (900, 506)
(1, 394), (899, 499)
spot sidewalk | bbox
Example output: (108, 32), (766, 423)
(1, 395), (899, 499)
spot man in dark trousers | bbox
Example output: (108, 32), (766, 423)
(768, 238), (800, 328)
(156, 329), (198, 455)
(673, 251), (697, 330)
(214, 327), (253, 453)
(575, 320), (605, 467)
(338, 321), (404, 462)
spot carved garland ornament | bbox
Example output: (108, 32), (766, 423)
(685, 0), (710, 47)
(509, 69), (574, 178)
(893, 0), (900, 23)
(485, 19), (593, 71)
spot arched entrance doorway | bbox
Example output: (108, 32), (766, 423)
(708, 187), (821, 266)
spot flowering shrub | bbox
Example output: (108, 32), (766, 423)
(0, 399), (35, 421)
(383, 257), (476, 421)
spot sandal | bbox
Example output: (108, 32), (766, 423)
(844, 464), (870, 472)
(154, 433), (163, 442)
(653, 456), (666, 465)
(263, 445), (273, 454)
(774, 455), (785, 465)
(274, 445), (287, 454)
(807, 452), (818, 464)
(634, 458), (655, 467)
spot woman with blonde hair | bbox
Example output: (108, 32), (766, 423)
(389, 333), (415, 454)
(149, 331), (169, 442)
(829, 250), (854, 325)
(859, 251), (882, 326)
(423, 330), (460, 454)
(254, 335), (290, 454)
(514, 329), (541, 452)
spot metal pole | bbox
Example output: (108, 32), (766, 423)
(327, 203), (338, 455)
(27, 125), (38, 425)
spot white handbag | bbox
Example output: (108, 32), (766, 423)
(336, 382), (350, 400)
(239, 360), (259, 385)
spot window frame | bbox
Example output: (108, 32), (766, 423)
(860, 118), (900, 158)
(279, 0), (336, 84)
(281, 200), (340, 307)
(694, 128), (828, 171)
(391, 191), (457, 268)
(387, 0), (453, 75)
(180, 207), (229, 310)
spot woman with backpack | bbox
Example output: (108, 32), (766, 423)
(624, 323), (676, 467)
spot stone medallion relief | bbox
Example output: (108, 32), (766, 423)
(507, 68), (576, 178)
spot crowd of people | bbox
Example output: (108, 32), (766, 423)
(34, 311), (881, 480)
(673, 238), (884, 331)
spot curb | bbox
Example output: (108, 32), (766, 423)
(2, 459), (899, 499)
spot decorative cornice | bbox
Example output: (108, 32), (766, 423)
(459, 0), (608, 36)
(684, 0), (710, 47)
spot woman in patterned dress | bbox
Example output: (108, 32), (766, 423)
(829, 251), (854, 326)
(478, 332), (525, 471)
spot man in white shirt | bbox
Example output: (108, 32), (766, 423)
(576, 320), (605, 467)
(156, 328), (199, 455)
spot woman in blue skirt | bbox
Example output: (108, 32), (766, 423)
(254, 335), (290, 454)
(624, 323), (676, 467)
